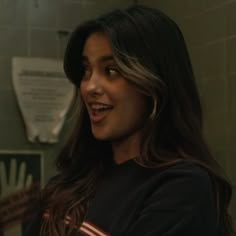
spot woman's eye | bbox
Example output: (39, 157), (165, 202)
(106, 67), (120, 76)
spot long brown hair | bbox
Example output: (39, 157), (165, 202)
(41, 5), (234, 235)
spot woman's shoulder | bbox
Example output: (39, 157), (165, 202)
(147, 160), (215, 206)
(158, 160), (213, 186)
(128, 160), (220, 236)
(160, 159), (210, 174)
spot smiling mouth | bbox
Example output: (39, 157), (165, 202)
(88, 103), (113, 123)
(90, 103), (113, 111)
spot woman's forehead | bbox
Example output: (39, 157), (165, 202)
(82, 32), (114, 64)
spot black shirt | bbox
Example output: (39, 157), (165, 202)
(78, 160), (223, 236)
(24, 160), (224, 236)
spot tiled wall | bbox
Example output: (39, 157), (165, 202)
(0, 0), (133, 182)
(0, 0), (235, 228)
(141, 0), (236, 227)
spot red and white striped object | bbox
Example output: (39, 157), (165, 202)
(79, 221), (111, 236)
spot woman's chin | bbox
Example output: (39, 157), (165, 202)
(92, 132), (110, 141)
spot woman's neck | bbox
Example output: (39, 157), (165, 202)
(112, 130), (142, 165)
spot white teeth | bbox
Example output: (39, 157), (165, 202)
(90, 104), (112, 110)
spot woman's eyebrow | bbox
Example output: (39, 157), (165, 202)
(98, 55), (114, 62)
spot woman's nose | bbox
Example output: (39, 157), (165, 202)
(85, 72), (103, 96)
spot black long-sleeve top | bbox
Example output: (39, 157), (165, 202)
(24, 160), (224, 236)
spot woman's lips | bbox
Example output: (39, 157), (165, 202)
(86, 102), (113, 123)
(88, 107), (112, 123)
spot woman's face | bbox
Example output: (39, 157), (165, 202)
(80, 32), (148, 142)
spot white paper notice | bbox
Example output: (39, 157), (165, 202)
(12, 57), (75, 143)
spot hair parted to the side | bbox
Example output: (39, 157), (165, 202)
(40, 5), (234, 236)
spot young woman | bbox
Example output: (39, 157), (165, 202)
(25, 4), (234, 236)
